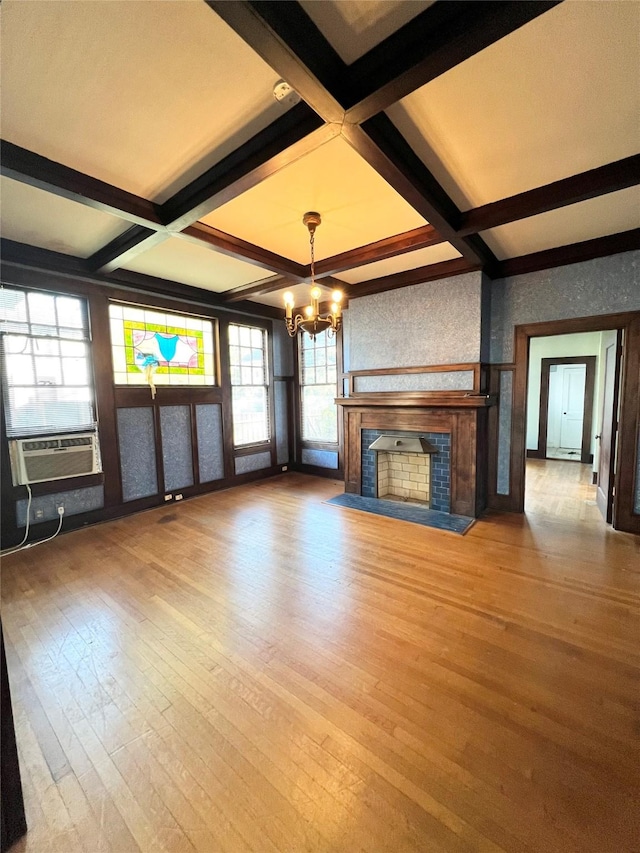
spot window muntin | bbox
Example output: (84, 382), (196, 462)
(229, 324), (270, 446)
(0, 287), (95, 438)
(109, 303), (216, 386)
(300, 330), (338, 443)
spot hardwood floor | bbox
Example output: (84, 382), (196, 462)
(2, 472), (639, 853)
(524, 458), (602, 522)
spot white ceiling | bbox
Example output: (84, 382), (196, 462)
(1, 0), (638, 312)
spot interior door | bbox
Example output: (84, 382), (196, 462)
(596, 332), (621, 522)
(559, 365), (586, 449)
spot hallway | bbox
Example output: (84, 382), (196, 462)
(525, 458), (601, 524)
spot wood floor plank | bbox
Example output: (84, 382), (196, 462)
(2, 464), (639, 852)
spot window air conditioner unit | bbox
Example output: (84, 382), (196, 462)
(9, 432), (102, 486)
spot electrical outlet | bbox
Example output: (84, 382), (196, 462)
(57, 505), (65, 516)
(175, 494), (183, 501)
(164, 494), (173, 501)
(282, 466), (288, 471)
(35, 508), (44, 520)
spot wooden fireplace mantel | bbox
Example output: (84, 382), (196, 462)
(337, 395), (494, 517)
(336, 394), (496, 409)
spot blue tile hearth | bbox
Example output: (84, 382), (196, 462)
(325, 493), (475, 534)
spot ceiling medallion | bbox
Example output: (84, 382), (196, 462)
(283, 212), (343, 339)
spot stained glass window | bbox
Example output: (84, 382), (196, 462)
(109, 303), (216, 387)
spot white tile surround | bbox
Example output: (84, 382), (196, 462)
(377, 451), (430, 504)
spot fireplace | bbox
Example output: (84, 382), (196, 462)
(337, 394), (493, 518)
(363, 430), (450, 511)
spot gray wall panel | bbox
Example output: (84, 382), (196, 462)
(353, 371), (474, 393)
(490, 251), (640, 363)
(117, 407), (158, 502)
(196, 404), (224, 483)
(235, 452), (271, 474)
(160, 406), (194, 492)
(348, 272), (483, 370)
(274, 381), (289, 465)
(301, 449), (338, 469)
(17, 485), (104, 527)
(497, 372), (513, 495)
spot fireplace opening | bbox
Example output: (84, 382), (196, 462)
(369, 435), (437, 507)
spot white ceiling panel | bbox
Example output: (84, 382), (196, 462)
(338, 243), (461, 284)
(300, 0), (433, 65)
(482, 187), (640, 261)
(0, 177), (129, 257)
(0, 0), (290, 203)
(203, 136), (427, 262)
(123, 238), (272, 293)
(387, 1), (640, 210)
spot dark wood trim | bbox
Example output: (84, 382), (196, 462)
(113, 386), (223, 408)
(343, 118), (496, 269)
(179, 224), (306, 280)
(496, 229), (640, 279)
(615, 315), (640, 532)
(458, 155), (640, 236)
(347, 363), (481, 396)
(222, 275), (298, 303)
(509, 312), (640, 535)
(159, 105), (332, 229)
(7, 473), (104, 500)
(313, 225), (444, 278)
(206, 1), (347, 123)
(344, 2), (562, 123)
(88, 227), (169, 274)
(289, 462), (343, 480)
(537, 356), (596, 463)
(1, 244), (282, 321)
(1, 627), (27, 853)
(526, 449), (544, 459)
(0, 140), (162, 228)
(349, 257), (480, 298)
(337, 394), (495, 409)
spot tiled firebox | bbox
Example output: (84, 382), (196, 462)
(361, 429), (451, 513)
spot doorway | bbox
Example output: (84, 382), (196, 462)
(537, 355), (596, 463)
(510, 312), (639, 534)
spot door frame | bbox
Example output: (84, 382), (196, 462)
(505, 311), (639, 534)
(536, 355), (596, 463)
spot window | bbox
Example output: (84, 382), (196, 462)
(299, 330), (338, 443)
(0, 287), (96, 438)
(109, 303), (216, 386)
(228, 324), (270, 446)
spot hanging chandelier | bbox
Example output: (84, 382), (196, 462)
(283, 212), (343, 338)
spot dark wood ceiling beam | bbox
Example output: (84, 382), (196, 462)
(222, 275), (296, 303)
(349, 257), (480, 299)
(1, 141), (163, 229)
(495, 228), (640, 278)
(160, 106), (336, 231)
(458, 155), (640, 236)
(178, 224), (307, 279)
(344, 116), (498, 270)
(206, 1), (347, 122)
(0, 239), (282, 320)
(345, 1), (563, 124)
(87, 227), (169, 274)
(314, 225), (444, 278)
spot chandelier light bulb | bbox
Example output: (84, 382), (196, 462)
(283, 291), (295, 306)
(310, 286), (322, 300)
(331, 290), (343, 303)
(304, 305), (314, 317)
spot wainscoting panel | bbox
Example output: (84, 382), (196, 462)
(117, 407), (158, 502)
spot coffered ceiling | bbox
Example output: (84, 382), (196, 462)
(1, 0), (638, 318)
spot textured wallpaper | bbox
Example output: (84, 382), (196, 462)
(272, 320), (294, 377)
(347, 272), (483, 370)
(353, 371), (475, 393)
(490, 251), (640, 363)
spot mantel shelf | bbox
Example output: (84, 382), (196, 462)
(335, 394), (497, 409)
